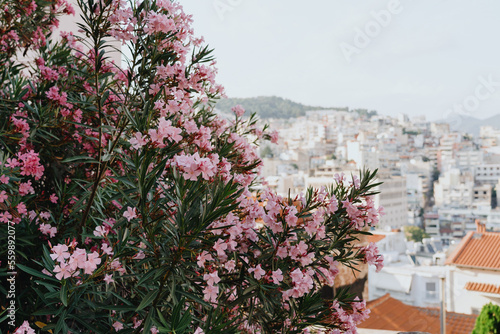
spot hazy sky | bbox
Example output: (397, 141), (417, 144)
(181, 0), (500, 121)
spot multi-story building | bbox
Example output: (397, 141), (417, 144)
(475, 164), (500, 185)
(374, 173), (408, 229)
(434, 169), (474, 208)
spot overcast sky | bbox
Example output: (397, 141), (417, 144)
(180, 1), (500, 121)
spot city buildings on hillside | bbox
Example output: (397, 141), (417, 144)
(261, 109), (500, 235)
(258, 107), (500, 321)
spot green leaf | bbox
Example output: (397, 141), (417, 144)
(17, 263), (58, 282)
(60, 155), (98, 163)
(136, 290), (157, 311)
(60, 282), (68, 306)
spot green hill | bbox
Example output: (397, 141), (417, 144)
(215, 96), (329, 119)
(215, 96), (377, 119)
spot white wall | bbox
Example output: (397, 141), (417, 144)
(446, 266), (500, 314)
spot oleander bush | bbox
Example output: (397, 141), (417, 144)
(0, 0), (384, 333)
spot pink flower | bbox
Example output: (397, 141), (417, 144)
(46, 86), (68, 106)
(270, 130), (279, 144)
(129, 132), (148, 149)
(203, 271), (221, 286)
(123, 206), (137, 222)
(0, 211), (12, 223)
(132, 317), (143, 329)
(203, 284), (219, 303)
(46, 86), (60, 101)
(248, 264), (266, 280)
(83, 251), (101, 274)
(351, 175), (361, 189)
(183, 119), (198, 134)
(50, 193), (58, 203)
(362, 242), (384, 272)
(53, 263), (72, 280)
(197, 251), (213, 267)
(68, 248), (87, 271)
(271, 269), (283, 284)
(231, 105), (245, 117)
(19, 181), (35, 196)
(94, 225), (107, 237)
(104, 274), (114, 284)
(50, 244), (70, 263)
(13, 320), (36, 334)
(0, 175), (9, 184)
(40, 224), (57, 237)
(224, 260), (236, 272)
(144, 12), (175, 35)
(298, 252), (315, 266)
(0, 190), (8, 203)
(17, 150), (44, 180)
(289, 241), (308, 260)
(160, 118), (183, 143)
(213, 239), (227, 257)
(112, 321), (124, 331)
(102, 243), (114, 255)
(5, 158), (19, 168)
(285, 207), (298, 227)
(327, 196), (338, 214)
(276, 246), (288, 259)
(133, 250), (146, 260)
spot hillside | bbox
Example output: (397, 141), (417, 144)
(214, 96), (329, 119)
(441, 113), (500, 136)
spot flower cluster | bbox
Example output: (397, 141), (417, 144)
(50, 244), (102, 280)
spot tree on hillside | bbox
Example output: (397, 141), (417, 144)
(472, 303), (500, 334)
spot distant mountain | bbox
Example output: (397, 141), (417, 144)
(441, 113), (500, 135)
(214, 96), (329, 119)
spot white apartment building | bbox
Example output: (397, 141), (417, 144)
(480, 126), (500, 148)
(438, 207), (491, 239)
(346, 141), (379, 170)
(475, 164), (500, 185)
(423, 213), (440, 238)
(455, 150), (483, 171)
(433, 169), (474, 208)
(374, 173), (408, 229)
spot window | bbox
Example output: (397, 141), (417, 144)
(426, 282), (437, 300)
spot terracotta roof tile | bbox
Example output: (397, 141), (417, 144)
(464, 282), (500, 295)
(360, 294), (477, 334)
(445, 231), (500, 270)
(367, 234), (386, 244)
(416, 307), (477, 334)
